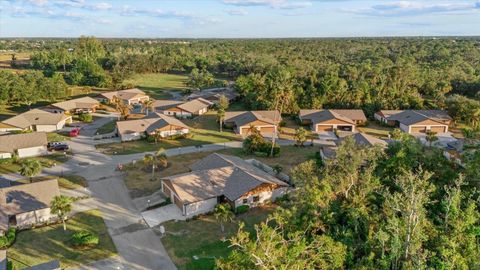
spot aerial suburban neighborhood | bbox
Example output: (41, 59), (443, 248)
(0, 1), (479, 270)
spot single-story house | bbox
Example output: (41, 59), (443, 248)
(224, 110), (281, 136)
(0, 179), (60, 236)
(299, 109), (367, 132)
(161, 153), (289, 218)
(320, 132), (388, 160)
(47, 96), (100, 114)
(376, 110), (452, 134)
(0, 109), (72, 133)
(373, 110), (404, 125)
(0, 132), (48, 159)
(97, 88), (149, 105)
(116, 113), (190, 142)
(155, 98), (213, 118)
(186, 88), (238, 104)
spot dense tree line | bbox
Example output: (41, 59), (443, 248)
(16, 37), (480, 119)
(218, 135), (480, 269)
(0, 70), (68, 106)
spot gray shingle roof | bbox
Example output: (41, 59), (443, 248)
(299, 109), (366, 125)
(2, 109), (70, 129)
(163, 153), (288, 203)
(152, 100), (184, 111)
(337, 132), (388, 147)
(176, 98), (213, 113)
(224, 111), (281, 127)
(51, 97), (99, 111)
(116, 113), (189, 135)
(0, 132), (47, 153)
(0, 179), (60, 231)
(388, 110), (451, 125)
(98, 88), (147, 101)
(25, 260), (61, 270)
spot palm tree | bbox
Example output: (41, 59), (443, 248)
(425, 130), (438, 147)
(217, 107), (225, 132)
(19, 159), (42, 182)
(50, 195), (72, 231)
(214, 203), (235, 233)
(142, 99), (154, 115)
(143, 148), (168, 180)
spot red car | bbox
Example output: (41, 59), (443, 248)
(69, 128), (80, 137)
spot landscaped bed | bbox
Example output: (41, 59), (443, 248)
(96, 120), (117, 135)
(7, 210), (116, 269)
(161, 205), (275, 270)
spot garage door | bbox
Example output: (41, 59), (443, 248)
(259, 126), (275, 134)
(411, 126), (426, 133)
(430, 126), (446, 133)
(316, 125), (333, 132)
(240, 127), (252, 135)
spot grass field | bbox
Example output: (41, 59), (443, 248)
(47, 132), (71, 142)
(96, 120), (117, 134)
(357, 121), (393, 139)
(8, 210), (117, 269)
(161, 205), (275, 270)
(16, 175), (88, 190)
(123, 73), (189, 99)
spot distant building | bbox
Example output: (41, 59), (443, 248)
(299, 109), (367, 132)
(0, 109), (72, 133)
(154, 98), (213, 118)
(186, 88), (238, 104)
(97, 88), (149, 105)
(116, 113), (190, 142)
(0, 132), (48, 159)
(223, 110), (281, 136)
(374, 110), (452, 134)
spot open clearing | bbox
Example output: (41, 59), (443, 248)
(123, 73), (189, 99)
(8, 210), (117, 269)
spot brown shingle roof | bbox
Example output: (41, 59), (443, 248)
(0, 179), (60, 231)
(224, 110), (281, 127)
(153, 100), (184, 111)
(116, 113), (189, 135)
(299, 109), (366, 125)
(2, 109), (70, 129)
(163, 153), (288, 203)
(0, 132), (47, 154)
(51, 97), (99, 111)
(176, 98), (213, 113)
(98, 88), (147, 101)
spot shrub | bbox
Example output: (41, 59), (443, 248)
(78, 113), (93, 123)
(0, 228), (16, 249)
(235, 205), (249, 214)
(71, 231), (99, 248)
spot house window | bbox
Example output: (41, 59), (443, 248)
(253, 196), (260, 203)
(242, 198), (248, 204)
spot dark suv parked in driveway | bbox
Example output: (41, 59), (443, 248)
(47, 142), (69, 151)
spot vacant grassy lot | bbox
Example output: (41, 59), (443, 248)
(123, 145), (315, 197)
(123, 73), (189, 99)
(47, 132), (71, 142)
(96, 120), (117, 134)
(8, 210), (116, 269)
(0, 153), (71, 174)
(161, 205), (275, 270)
(17, 175), (87, 190)
(357, 121), (393, 139)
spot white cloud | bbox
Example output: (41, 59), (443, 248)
(223, 0), (311, 10)
(88, 2), (111, 11)
(354, 1), (480, 17)
(226, 8), (248, 15)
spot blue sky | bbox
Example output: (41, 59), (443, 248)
(0, 0), (479, 37)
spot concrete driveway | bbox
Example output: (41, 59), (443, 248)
(415, 132), (457, 147)
(142, 204), (185, 227)
(317, 132), (338, 146)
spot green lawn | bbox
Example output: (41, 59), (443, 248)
(357, 121), (394, 139)
(161, 205), (275, 270)
(0, 153), (71, 174)
(17, 175), (88, 190)
(47, 132), (71, 142)
(8, 210), (117, 269)
(123, 73), (189, 99)
(96, 120), (117, 135)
